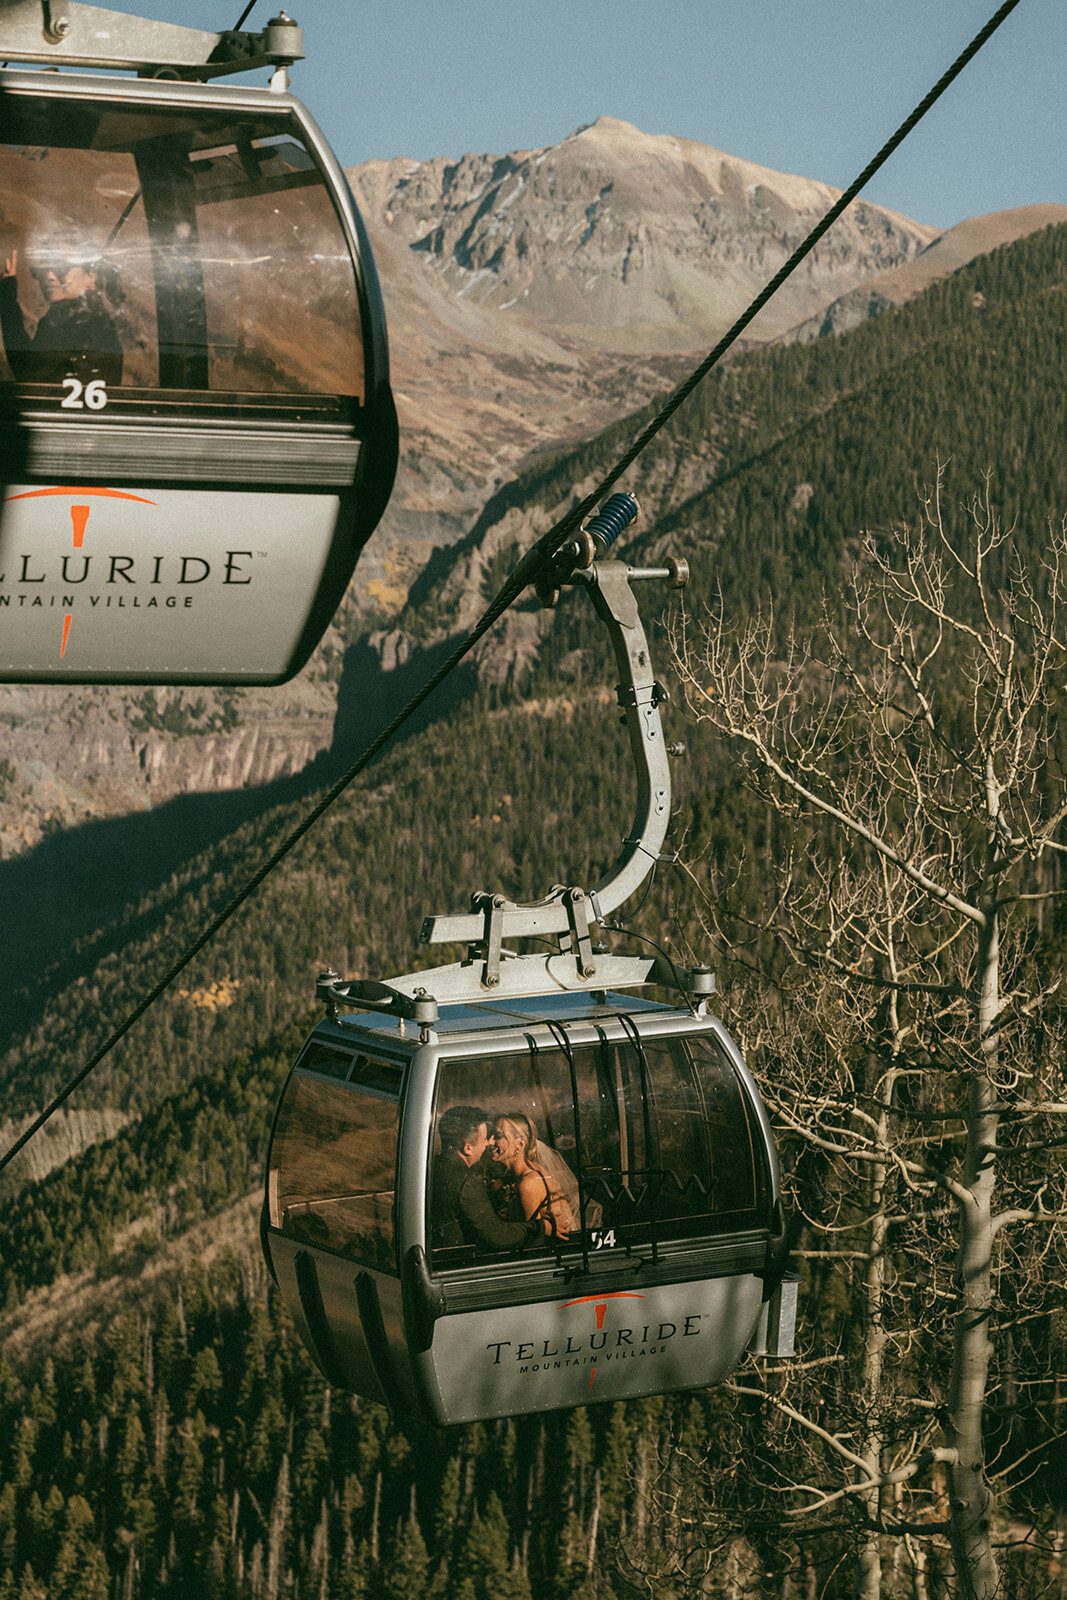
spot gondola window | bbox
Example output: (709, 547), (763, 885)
(268, 1055), (399, 1272)
(0, 98), (364, 408)
(429, 1033), (766, 1268)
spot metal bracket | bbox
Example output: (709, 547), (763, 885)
(316, 970), (438, 1029)
(468, 892), (506, 988)
(617, 678), (669, 711)
(40, 0), (67, 43)
(319, 950), (716, 1013)
(561, 888), (596, 978)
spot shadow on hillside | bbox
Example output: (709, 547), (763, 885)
(0, 635), (475, 1050)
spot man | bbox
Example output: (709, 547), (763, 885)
(432, 1104), (561, 1252)
(1, 246), (123, 386)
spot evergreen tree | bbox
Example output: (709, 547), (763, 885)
(383, 1512), (429, 1600)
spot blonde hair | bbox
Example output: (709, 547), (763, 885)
(496, 1111), (539, 1162)
(496, 1111), (577, 1233)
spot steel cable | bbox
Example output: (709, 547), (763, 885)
(0, 0), (1024, 1174)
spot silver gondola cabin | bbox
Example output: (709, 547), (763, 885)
(0, 4), (397, 682)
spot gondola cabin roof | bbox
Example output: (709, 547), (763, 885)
(315, 987), (670, 1045)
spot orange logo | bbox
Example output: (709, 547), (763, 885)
(5, 486), (156, 658)
(557, 1292), (646, 1392)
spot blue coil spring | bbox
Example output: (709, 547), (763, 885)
(585, 491), (639, 549)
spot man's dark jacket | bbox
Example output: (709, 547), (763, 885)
(432, 1152), (541, 1252)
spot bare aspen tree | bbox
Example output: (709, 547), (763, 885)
(671, 481), (1067, 1600)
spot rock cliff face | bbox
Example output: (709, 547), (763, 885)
(358, 117), (936, 353)
(0, 678), (337, 854)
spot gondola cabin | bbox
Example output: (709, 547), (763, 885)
(263, 961), (794, 1426)
(0, 14), (396, 682)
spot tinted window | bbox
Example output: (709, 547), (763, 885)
(298, 1042), (353, 1081)
(430, 1045), (578, 1266)
(641, 1036), (758, 1215)
(429, 1030), (766, 1271)
(0, 96), (364, 405)
(351, 1055), (405, 1095)
(269, 1070), (398, 1270)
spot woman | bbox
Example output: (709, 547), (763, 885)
(490, 1112), (579, 1239)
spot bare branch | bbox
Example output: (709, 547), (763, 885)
(783, 1447), (959, 1518)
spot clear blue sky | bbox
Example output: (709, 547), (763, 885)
(52, 0), (1067, 228)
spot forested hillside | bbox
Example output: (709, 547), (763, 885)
(399, 216), (1067, 681)
(1, 224), (1066, 1600)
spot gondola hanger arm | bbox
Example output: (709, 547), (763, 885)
(418, 496), (686, 979)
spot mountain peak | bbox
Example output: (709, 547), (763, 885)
(565, 114), (644, 140)
(352, 116), (936, 357)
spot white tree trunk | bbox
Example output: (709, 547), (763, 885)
(857, 1059), (895, 1600)
(946, 891), (1000, 1600)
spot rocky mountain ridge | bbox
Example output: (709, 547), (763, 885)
(349, 115), (938, 595)
(784, 201), (1067, 341)
(358, 117), (936, 350)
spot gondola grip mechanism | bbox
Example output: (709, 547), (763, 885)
(316, 970), (439, 1031)
(0, 1), (305, 77)
(532, 492), (637, 607)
